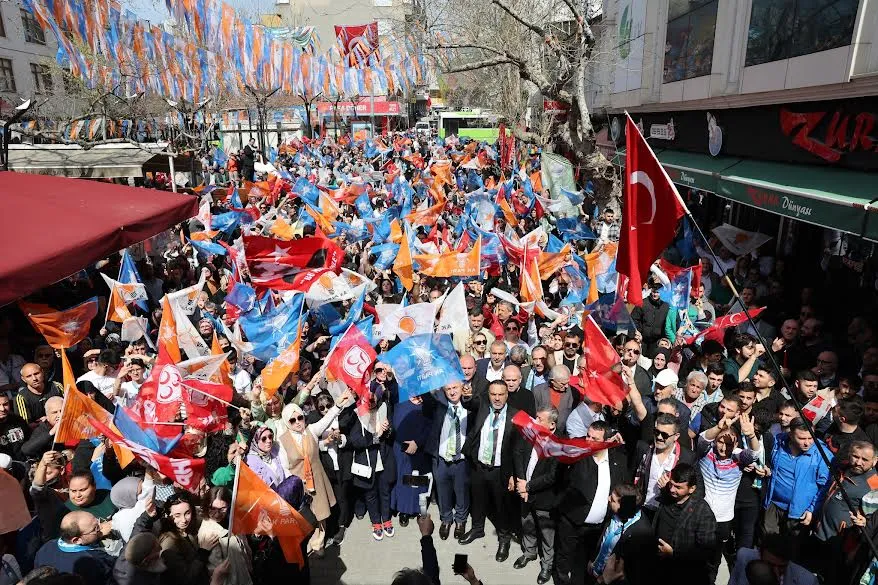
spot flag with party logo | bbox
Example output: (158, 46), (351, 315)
(380, 334), (464, 402)
(24, 297), (99, 349)
(327, 324), (376, 399)
(376, 302), (437, 341)
(413, 237), (481, 278)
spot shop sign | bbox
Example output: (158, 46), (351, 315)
(649, 119), (675, 140)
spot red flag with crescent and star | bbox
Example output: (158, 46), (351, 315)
(618, 114), (685, 307)
(575, 315), (628, 407)
(682, 306), (766, 345)
(326, 324), (376, 400)
(512, 411), (620, 464)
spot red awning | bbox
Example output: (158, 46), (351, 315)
(0, 172), (198, 307)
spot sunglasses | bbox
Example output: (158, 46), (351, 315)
(289, 415), (305, 423)
(564, 343), (580, 349)
(506, 326), (519, 331)
(374, 367), (387, 374)
(259, 435), (273, 442)
(654, 428), (676, 441)
(624, 348), (641, 355)
(474, 339), (487, 345)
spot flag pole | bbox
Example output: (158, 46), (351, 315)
(655, 157), (878, 561)
(228, 457), (242, 536)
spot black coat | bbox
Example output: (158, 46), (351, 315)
(557, 447), (628, 524)
(631, 440), (698, 505)
(339, 403), (397, 489)
(512, 442), (559, 511)
(472, 358), (505, 399)
(631, 297), (670, 345)
(421, 392), (468, 460)
(462, 394), (519, 480)
(609, 513), (656, 585)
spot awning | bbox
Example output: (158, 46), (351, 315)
(649, 149), (878, 241)
(6, 143), (187, 179)
(0, 172), (198, 306)
(657, 150), (741, 194)
(716, 160), (878, 241)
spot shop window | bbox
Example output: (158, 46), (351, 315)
(663, 0), (718, 83)
(0, 58), (15, 93)
(746, 0), (858, 66)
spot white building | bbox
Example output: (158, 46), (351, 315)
(585, 0), (878, 252)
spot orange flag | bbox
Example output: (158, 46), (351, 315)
(158, 297), (182, 363)
(260, 333), (302, 399)
(520, 255), (544, 303)
(394, 229), (414, 291)
(305, 205), (334, 234)
(211, 335), (233, 388)
(414, 237), (481, 278)
(231, 463), (313, 567)
(584, 242), (619, 305)
(58, 351), (135, 467)
(538, 244), (572, 279)
(389, 219), (403, 244)
(269, 217), (297, 240)
(25, 297), (98, 349)
(430, 161), (452, 189)
(106, 286), (133, 324)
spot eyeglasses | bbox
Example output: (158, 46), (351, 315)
(374, 368), (386, 374)
(473, 339), (487, 345)
(209, 505), (228, 515)
(82, 523), (101, 536)
(564, 343), (580, 349)
(289, 415), (305, 423)
(654, 428), (676, 441)
(624, 348), (641, 355)
(506, 325), (519, 332)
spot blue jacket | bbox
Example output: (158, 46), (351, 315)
(764, 433), (832, 519)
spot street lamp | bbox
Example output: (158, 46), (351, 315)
(2, 99), (33, 172)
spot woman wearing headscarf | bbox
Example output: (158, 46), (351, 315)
(250, 390), (285, 438)
(315, 392), (355, 549)
(648, 347), (671, 391)
(111, 476), (155, 543)
(245, 426), (286, 490)
(250, 475), (316, 582)
(276, 389), (354, 556)
(390, 394), (431, 526)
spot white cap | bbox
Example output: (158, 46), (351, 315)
(0, 453), (11, 470)
(654, 369), (679, 389)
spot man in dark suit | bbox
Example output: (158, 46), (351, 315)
(630, 413), (698, 519)
(459, 380), (520, 564)
(513, 408), (559, 584)
(533, 365), (577, 435)
(421, 381), (470, 541)
(503, 365), (535, 417)
(554, 421), (628, 585)
(241, 137), (256, 182)
(472, 340), (508, 398)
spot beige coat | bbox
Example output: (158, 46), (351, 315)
(277, 410), (339, 522)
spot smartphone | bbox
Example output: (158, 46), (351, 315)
(403, 474), (431, 488)
(453, 554), (468, 574)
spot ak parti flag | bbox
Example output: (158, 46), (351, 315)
(430, 161), (453, 188)
(231, 463), (313, 567)
(414, 237), (481, 278)
(618, 114), (685, 307)
(327, 324), (376, 399)
(157, 297), (182, 363)
(578, 316), (627, 407)
(260, 328), (303, 399)
(393, 229), (414, 291)
(106, 285), (133, 323)
(24, 297), (99, 349)
(512, 411), (620, 464)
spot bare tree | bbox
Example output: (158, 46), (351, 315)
(424, 0), (620, 204)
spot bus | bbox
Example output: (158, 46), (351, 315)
(438, 110), (500, 141)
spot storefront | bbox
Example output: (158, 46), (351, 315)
(607, 97), (878, 288)
(315, 96), (404, 137)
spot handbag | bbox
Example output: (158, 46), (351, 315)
(350, 425), (373, 478)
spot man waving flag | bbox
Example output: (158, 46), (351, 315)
(617, 114), (686, 306)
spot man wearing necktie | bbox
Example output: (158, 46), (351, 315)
(459, 380), (521, 564)
(422, 381), (471, 541)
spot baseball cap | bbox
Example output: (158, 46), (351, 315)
(654, 369), (679, 389)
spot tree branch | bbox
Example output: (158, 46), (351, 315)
(441, 56), (517, 74)
(426, 43), (507, 57)
(490, 0), (545, 38)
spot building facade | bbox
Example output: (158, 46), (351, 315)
(0, 0), (67, 114)
(585, 0), (878, 271)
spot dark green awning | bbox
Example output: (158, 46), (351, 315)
(716, 159), (878, 241)
(656, 150), (741, 194)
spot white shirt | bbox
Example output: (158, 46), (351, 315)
(117, 381), (142, 407)
(525, 448), (539, 482)
(485, 362), (504, 383)
(644, 448), (679, 510)
(439, 402), (468, 462)
(584, 453), (612, 524)
(231, 368), (252, 395)
(478, 405), (507, 466)
(77, 370), (117, 400)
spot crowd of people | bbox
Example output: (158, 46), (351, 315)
(0, 125), (877, 585)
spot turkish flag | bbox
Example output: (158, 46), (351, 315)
(512, 411), (620, 464)
(327, 324), (376, 399)
(244, 235), (344, 279)
(682, 306), (766, 345)
(618, 115), (685, 307)
(578, 315), (627, 407)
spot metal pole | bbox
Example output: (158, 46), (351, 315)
(168, 154), (177, 192)
(370, 93), (375, 137)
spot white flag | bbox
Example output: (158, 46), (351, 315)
(436, 283), (467, 336)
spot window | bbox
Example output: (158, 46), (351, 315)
(30, 63), (53, 94)
(0, 58), (15, 93)
(746, 0), (858, 66)
(663, 0), (718, 83)
(0, 11), (6, 37)
(20, 8), (46, 44)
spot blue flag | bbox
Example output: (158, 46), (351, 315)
(239, 294), (305, 361)
(660, 270), (693, 311)
(188, 237), (227, 258)
(371, 242), (400, 270)
(113, 407), (182, 455)
(119, 250), (148, 311)
(380, 334), (464, 402)
(329, 287), (366, 336)
(225, 283), (256, 313)
(229, 185), (243, 209)
(556, 217), (597, 242)
(675, 216), (698, 262)
(354, 192), (375, 220)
